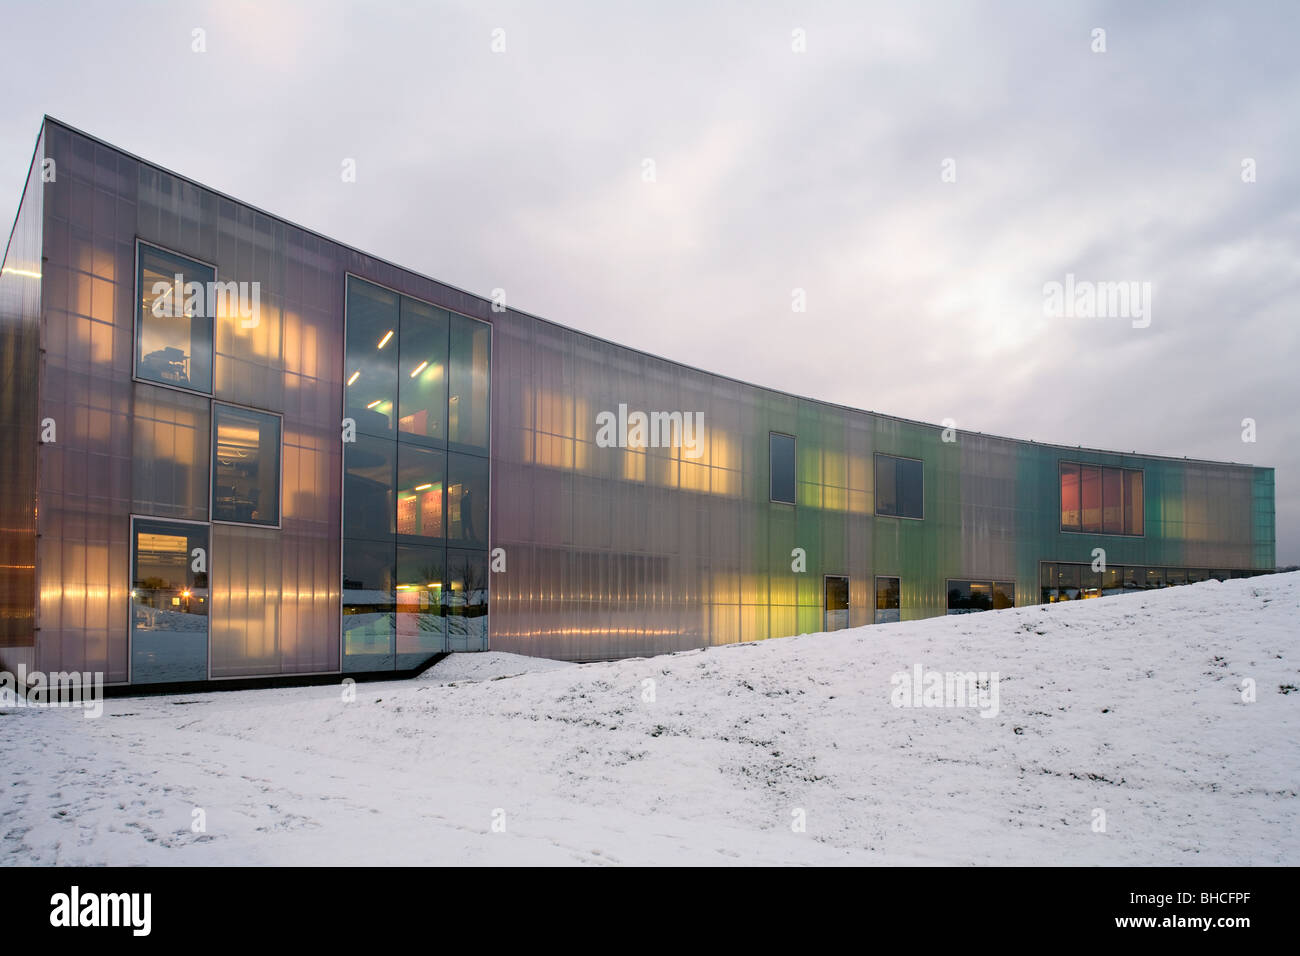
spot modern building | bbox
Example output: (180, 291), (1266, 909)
(0, 118), (1277, 689)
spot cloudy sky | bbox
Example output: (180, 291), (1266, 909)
(3, 0), (1296, 562)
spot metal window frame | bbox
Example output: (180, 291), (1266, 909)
(1058, 459), (1146, 538)
(873, 452), (925, 520)
(132, 238), (218, 398)
(127, 513), (212, 684)
(209, 400), (284, 530)
(768, 430), (796, 505)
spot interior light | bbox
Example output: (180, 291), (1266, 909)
(377, 330), (393, 349)
(414, 483), (432, 491)
(347, 370), (360, 386)
(366, 399), (382, 409)
(410, 360), (428, 378)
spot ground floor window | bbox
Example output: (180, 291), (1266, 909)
(1039, 562), (1263, 603)
(946, 579), (1015, 614)
(131, 518), (208, 683)
(875, 575), (900, 624)
(823, 575), (849, 631)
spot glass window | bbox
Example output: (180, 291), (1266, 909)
(1124, 469), (1144, 535)
(344, 435), (396, 540)
(343, 538), (395, 672)
(1146, 567), (1165, 588)
(397, 544), (445, 667)
(397, 444), (445, 539)
(345, 276), (399, 437)
(770, 432), (796, 504)
(1102, 467), (1123, 534)
(1080, 465), (1102, 533)
(132, 383), (210, 520)
(875, 575), (900, 624)
(993, 581), (1016, 609)
(447, 452), (489, 549)
(445, 549), (488, 651)
(876, 454), (923, 519)
(448, 313), (491, 452)
(823, 575), (849, 632)
(398, 297), (449, 446)
(1123, 566), (1145, 591)
(136, 243), (215, 393)
(1166, 568), (1187, 586)
(1060, 462), (1081, 530)
(212, 404), (281, 526)
(131, 519), (208, 684)
(947, 580), (992, 614)
(1186, 568), (1206, 583)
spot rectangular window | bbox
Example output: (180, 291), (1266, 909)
(1124, 469), (1144, 535)
(948, 578), (1016, 613)
(212, 404), (281, 526)
(1061, 462), (1144, 535)
(342, 537), (395, 672)
(136, 242), (215, 394)
(445, 548), (488, 651)
(448, 313), (491, 453)
(397, 444), (445, 539)
(769, 432), (796, 504)
(1060, 462), (1081, 530)
(398, 297), (449, 445)
(875, 575), (900, 624)
(344, 435), (396, 540)
(823, 575), (849, 632)
(993, 580), (1016, 610)
(1102, 467), (1123, 534)
(396, 544), (445, 667)
(345, 276), (400, 437)
(1080, 465), (1102, 533)
(131, 518), (208, 684)
(447, 452), (489, 549)
(875, 454), (923, 519)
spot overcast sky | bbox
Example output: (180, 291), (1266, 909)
(3, 0), (1296, 562)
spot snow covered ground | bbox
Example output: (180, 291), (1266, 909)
(2, 574), (1296, 865)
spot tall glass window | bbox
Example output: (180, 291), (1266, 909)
(875, 454), (923, 519)
(211, 404), (281, 526)
(343, 277), (490, 669)
(398, 298), (449, 445)
(448, 313), (491, 453)
(770, 432), (796, 504)
(131, 519), (208, 683)
(345, 276), (399, 436)
(1080, 465), (1102, 533)
(136, 243), (215, 393)
(1060, 462), (1081, 530)
(1124, 469), (1144, 535)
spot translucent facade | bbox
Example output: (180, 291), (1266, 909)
(0, 117), (1277, 687)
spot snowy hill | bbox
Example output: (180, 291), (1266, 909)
(2, 573), (1296, 865)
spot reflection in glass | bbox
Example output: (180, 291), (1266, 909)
(448, 313), (491, 452)
(136, 243), (215, 393)
(875, 575), (900, 624)
(1102, 467), (1123, 534)
(212, 404), (281, 526)
(397, 545), (445, 667)
(344, 435), (396, 540)
(876, 454), (923, 518)
(131, 519), (208, 683)
(823, 576), (849, 631)
(397, 444), (445, 538)
(445, 549), (488, 650)
(345, 277), (399, 436)
(1124, 469), (1144, 535)
(447, 452), (489, 548)
(398, 297), (449, 445)
(343, 538), (395, 671)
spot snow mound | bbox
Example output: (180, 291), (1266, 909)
(2, 573), (1296, 865)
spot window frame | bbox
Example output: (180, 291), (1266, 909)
(874, 574), (901, 624)
(133, 238), (218, 398)
(768, 431), (797, 505)
(873, 452), (925, 520)
(1058, 460), (1145, 537)
(209, 400), (284, 530)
